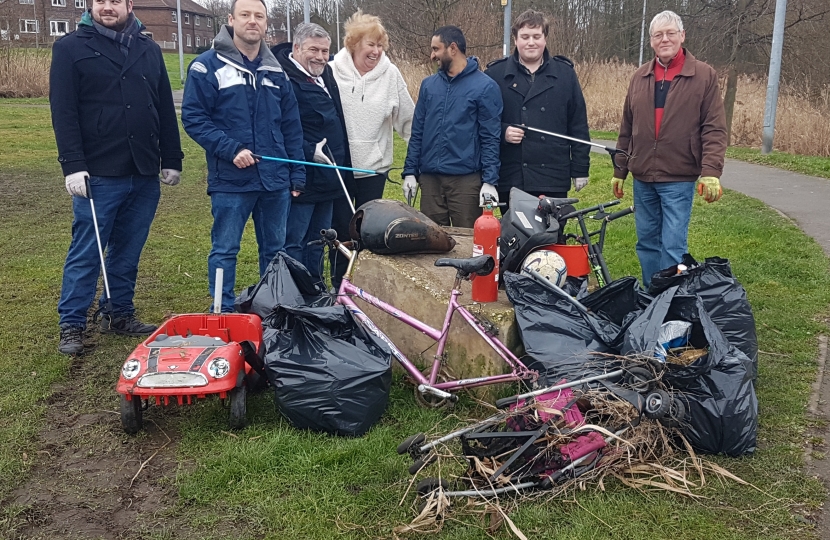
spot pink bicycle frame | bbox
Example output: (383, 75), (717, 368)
(332, 241), (535, 399)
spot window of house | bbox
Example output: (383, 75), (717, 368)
(206, 17), (211, 26)
(171, 11), (177, 23)
(141, 31), (153, 39)
(50, 20), (68, 35)
(186, 34), (191, 46)
(20, 19), (38, 33)
(195, 35), (200, 47)
(52, 0), (66, 7)
(171, 32), (177, 43)
(74, 0), (84, 7)
(195, 15), (200, 26)
(183, 13), (189, 24)
(19, 0), (34, 4)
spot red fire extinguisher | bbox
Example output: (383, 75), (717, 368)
(471, 201), (500, 303)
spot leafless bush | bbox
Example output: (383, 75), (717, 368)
(397, 57), (830, 157)
(0, 45), (51, 98)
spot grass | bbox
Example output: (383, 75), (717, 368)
(163, 52), (198, 91)
(1, 101), (830, 539)
(726, 147), (830, 180)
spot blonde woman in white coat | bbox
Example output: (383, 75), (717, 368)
(328, 10), (415, 287)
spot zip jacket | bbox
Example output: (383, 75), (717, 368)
(403, 57), (502, 185)
(182, 26), (305, 193)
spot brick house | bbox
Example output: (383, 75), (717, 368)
(0, 0), (216, 52)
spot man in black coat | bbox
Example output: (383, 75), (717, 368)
(272, 23), (353, 282)
(50, 0), (183, 355)
(485, 10), (590, 209)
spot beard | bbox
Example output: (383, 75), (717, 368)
(438, 55), (451, 73)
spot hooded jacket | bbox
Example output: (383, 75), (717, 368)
(271, 42), (353, 203)
(330, 48), (414, 178)
(181, 26), (305, 194)
(403, 57), (502, 185)
(614, 49), (727, 183)
(485, 50), (590, 193)
(50, 17), (183, 177)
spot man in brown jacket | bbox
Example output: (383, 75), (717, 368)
(611, 10), (726, 288)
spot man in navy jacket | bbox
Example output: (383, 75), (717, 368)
(272, 23), (353, 282)
(50, 0), (183, 355)
(403, 25), (502, 228)
(182, 0), (305, 312)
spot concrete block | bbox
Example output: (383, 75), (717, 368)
(349, 228), (526, 394)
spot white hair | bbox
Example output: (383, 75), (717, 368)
(649, 10), (684, 36)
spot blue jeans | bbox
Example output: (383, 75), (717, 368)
(633, 179), (696, 288)
(58, 175), (160, 327)
(284, 199), (333, 281)
(209, 190), (291, 311)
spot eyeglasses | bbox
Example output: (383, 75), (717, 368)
(651, 30), (680, 41)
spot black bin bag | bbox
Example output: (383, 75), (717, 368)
(263, 304), (393, 437)
(648, 254), (758, 381)
(235, 252), (326, 317)
(622, 286), (758, 456)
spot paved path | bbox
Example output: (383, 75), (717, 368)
(591, 141), (830, 256)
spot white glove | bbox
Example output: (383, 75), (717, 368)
(313, 138), (330, 164)
(403, 175), (418, 201)
(65, 171), (89, 198)
(573, 177), (589, 192)
(161, 169), (181, 186)
(479, 183), (499, 206)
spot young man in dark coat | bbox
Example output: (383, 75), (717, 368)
(485, 10), (590, 210)
(50, 0), (183, 354)
(272, 23), (353, 282)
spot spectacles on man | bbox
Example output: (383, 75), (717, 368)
(651, 30), (680, 41)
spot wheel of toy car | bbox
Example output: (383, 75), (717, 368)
(228, 384), (247, 430)
(644, 389), (672, 420)
(397, 433), (426, 455)
(416, 477), (449, 496)
(625, 367), (654, 393)
(409, 455), (436, 475)
(658, 396), (687, 428)
(120, 394), (143, 435)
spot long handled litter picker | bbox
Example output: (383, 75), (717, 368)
(510, 124), (631, 168)
(85, 178), (114, 323)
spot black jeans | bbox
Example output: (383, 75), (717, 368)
(329, 174), (388, 289)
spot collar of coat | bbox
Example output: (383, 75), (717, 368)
(213, 25), (283, 74)
(507, 48), (552, 77)
(640, 48), (697, 78)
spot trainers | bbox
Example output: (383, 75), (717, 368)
(100, 314), (157, 336)
(58, 325), (84, 355)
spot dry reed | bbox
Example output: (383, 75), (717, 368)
(0, 46), (51, 98)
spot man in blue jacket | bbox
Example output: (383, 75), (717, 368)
(50, 0), (183, 355)
(182, 0), (305, 312)
(272, 23), (353, 282)
(403, 25), (502, 228)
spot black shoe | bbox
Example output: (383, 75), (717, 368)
(100, 314), (157, 336)
(58, 325), (84, 355)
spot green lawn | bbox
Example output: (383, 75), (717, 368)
(163, 51), (198, 90)
(1, 104), (829, 538)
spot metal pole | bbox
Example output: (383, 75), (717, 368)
(303, 0), (309, 23)
(286, 0), (290, 42)
(176, 0), (184, 81)
(761, 0), (788, 154)
(33, 0), (38, 48)
(638, 0), (647, 65)
(502, 0), (512, 57)
(335, 0), (340, 52)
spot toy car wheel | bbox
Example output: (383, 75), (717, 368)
(409, 455), (436, 475)
(416, 477), (449, 496)
(644, 389), (672, 420)
(397, 433), (426, 455)
(228, 384), (247, 430)
(659, 396), (687, 428)
(625, 367), (654, 394)
(120, 394), (143, 435)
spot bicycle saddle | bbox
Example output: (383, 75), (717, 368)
(434, 255), (495, 277)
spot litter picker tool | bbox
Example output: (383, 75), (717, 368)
(250, 153), (378, 176)
(322, 147), (355, 214)
(510, 124), (631, 168)
(85, 178), (114, 321)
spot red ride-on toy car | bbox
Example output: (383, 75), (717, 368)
(115, 312), (266, 434)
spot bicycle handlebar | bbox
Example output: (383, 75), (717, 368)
(604, 206), (635, 221)
(559, 199), (621, 221)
